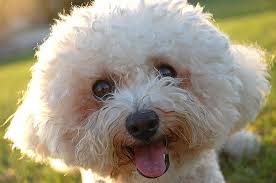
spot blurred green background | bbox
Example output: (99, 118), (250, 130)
(0, 0), (275, 182)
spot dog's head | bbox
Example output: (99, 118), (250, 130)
(5, 0), (270, 181)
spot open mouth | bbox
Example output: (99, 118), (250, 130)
(127, 140), (170, 178)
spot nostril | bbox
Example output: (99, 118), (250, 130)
(148, 120), (158, 131)
(129, 125), (139, 134)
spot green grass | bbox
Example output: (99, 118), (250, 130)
(197, 0), (276, 20)
(0, 0), (275, 182)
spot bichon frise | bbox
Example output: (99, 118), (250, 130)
(5, 0), (271, 182)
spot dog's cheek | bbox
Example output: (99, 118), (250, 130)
(70, 86), (102, 124)
(50, 76), (103, 126)
(157, 110), (216, 167)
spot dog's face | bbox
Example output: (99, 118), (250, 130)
(5, 0), (270, 181)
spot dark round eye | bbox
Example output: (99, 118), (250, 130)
(156, 64), (177, 78)
(92, 80), (115, 100)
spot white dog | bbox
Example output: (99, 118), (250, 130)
(5, 0), (271, 182)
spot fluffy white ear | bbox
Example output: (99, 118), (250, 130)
(231, 44), (271, 131)
(5, 88), (50, 161)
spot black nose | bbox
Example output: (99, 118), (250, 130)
(126, 110), (159, 141)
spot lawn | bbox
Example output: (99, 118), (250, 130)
(0, 0), (275, 182)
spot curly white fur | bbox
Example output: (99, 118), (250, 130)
(5, 0), (270, 183)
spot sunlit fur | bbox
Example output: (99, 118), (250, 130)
(5, 0), (271, 183)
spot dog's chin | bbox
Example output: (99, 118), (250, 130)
(126, 139), (170, 179)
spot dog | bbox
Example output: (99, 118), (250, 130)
(5, 0), (271, 182)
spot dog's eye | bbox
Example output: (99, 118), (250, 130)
(92, 80), (115, 100)
(156, 64), (177, 78)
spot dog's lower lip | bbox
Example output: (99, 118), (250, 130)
(137, 154), (170, 179)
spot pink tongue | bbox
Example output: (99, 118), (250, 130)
(134, 142), (167, 178)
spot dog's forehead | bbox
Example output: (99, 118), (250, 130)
(38, 0), (229, 76)
(79, 57), (161, 78)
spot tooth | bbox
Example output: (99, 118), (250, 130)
(163, 154), (166, 160)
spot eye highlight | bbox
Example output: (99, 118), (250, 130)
(92, 80), (115, 100)
(156, 64), (177, 78)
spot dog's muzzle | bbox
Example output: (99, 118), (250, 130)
(125, 110), (170, 178)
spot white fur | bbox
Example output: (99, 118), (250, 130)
(5, 0), (271, 182)
(223, 130), (261, 160)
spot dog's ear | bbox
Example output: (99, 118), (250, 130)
(231, 45), (271, 131)
(5, 87), (50, 161)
